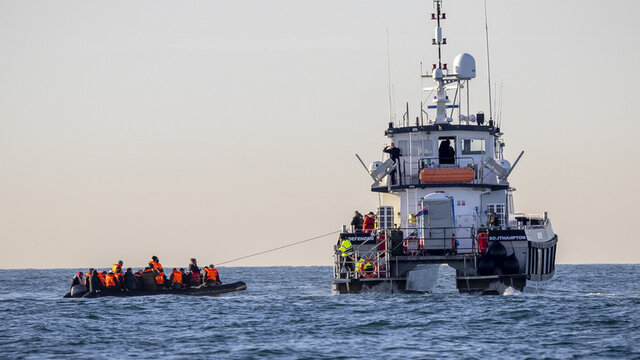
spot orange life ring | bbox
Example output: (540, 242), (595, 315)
(360, 259), (378, 278)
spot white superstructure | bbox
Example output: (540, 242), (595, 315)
(333, 0), (558, 294)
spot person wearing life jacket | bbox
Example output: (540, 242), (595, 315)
(114, 268), (124, 289)
(170, 268), (185, 289)
(203, 265), (221, 286)
(112, 260), (123, 273)
(104, 270), (121, 293)
(86, 269), (103, 296)
(363, 212), (376, 233)
(187, 258), (201, 286)
(155, 270), (168, 289)
(338, 236), (355, 278)
(149, 256), (163, 272)
(84, 268), (94, 288)
(98, 271), (107, 288)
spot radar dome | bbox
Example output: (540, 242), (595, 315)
(453, 53), (476, 79)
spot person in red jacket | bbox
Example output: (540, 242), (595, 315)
(363, 212), (376, 233)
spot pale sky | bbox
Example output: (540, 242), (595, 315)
(1, 0), (639, 268)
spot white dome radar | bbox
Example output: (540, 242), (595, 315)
(453, 53), (476, 79)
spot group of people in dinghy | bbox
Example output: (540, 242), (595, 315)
(68, 256), (222, 297)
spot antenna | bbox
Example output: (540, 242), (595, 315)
(386, 28), (394, 125)
(497, 82), (504, 127)
(484, 0), (493, 121)
(432, 0), (446, 69)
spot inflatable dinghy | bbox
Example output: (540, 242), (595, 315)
(63, 281), (247, 298)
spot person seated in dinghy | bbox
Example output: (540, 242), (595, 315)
(85, 269), (104, 296)
(155, 269), (169, 290)
(203, 265), (221, 286)
(70, 272), (84, 290)
(186, 258), (202, 287)
(123, 268), (138, 292)
(104, 270), (123, 294)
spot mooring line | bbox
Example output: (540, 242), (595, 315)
(215, 230), (341, 266)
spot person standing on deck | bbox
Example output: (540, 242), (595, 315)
(383, 142), (402, 185)
(363, 212), (376, 233)
(351, 211), (364, 233)
(338, 236), (355, 278)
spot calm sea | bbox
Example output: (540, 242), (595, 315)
(0, 265), (639, 359)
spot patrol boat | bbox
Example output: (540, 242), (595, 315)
(333, 0), (558, 294)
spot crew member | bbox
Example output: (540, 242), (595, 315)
(338, 236), (355, 278)
(438, 139), (455, 165)
(383, 142), (402, 184)
(351, 211), (364, 233)
(488, 211), (498, 227)
(363, 212), (376, 233)
(112, 260), (123, 273)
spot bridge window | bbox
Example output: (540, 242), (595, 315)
(461, 139), (486, 155)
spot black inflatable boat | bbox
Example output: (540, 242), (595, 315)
(63, 281), (247, 298)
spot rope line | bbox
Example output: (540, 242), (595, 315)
(215, 230), (341, 266)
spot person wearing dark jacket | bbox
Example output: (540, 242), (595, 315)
(438, 139), (455, 164)
(87, 269), (103, 295)
(70, 272), (84, 289)
(383, 143), (402, 184)
(123, 268), (137, 291)
(350, 211), (364, 233)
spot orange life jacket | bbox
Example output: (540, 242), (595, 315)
(115, 273), (124, 284)
(155, 272), (166, 285)
(105, 274), (116, 287)
(112, 264), (122, 273)
(98, 273), (106, 287)
(171, 270), (183, 284)
(150, 261), (163, 272)
(205, 268), (218, 281)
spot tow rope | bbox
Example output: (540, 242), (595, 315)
(215, 230), (341, 266)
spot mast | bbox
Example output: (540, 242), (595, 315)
(431, 0), (449, 124)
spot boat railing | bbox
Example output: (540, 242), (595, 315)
(333, 231), (391, 280)
(333, 227), (483, 280)
(394, 226), (479, 254)
(393, 156), (491, 186)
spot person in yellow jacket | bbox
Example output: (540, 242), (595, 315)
(338, 236), (355, 278)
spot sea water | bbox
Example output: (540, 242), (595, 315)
(1, 264), (639, 359)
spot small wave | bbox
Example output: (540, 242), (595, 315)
(502, 286), (522, 296)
